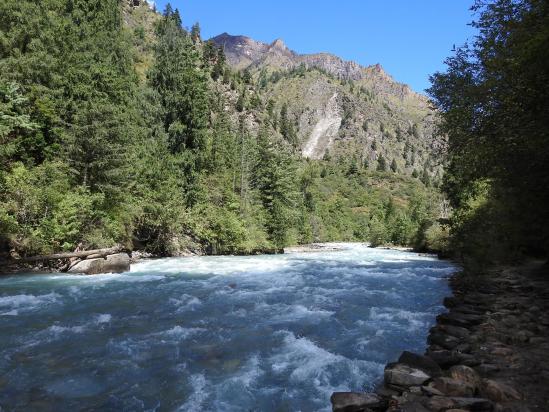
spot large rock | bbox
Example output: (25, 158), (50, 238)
(330, 392), (384, 412)
(398, 351), (443, 377)
(68, 253), (130, 275)
(384, 363), (430, 387)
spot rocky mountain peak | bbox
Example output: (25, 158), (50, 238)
(210, 33), (421, 100)
(270, 38), (288, 51)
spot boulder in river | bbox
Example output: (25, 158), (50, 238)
(68, 253), (130, 275)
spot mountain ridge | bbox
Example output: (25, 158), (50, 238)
(210, 32), (441, 175)
(211, 32), (424, 102)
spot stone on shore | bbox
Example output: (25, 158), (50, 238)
(330, 392), (384, 412)
(384, 363), (431, 387)
(68, 253), (130, 275)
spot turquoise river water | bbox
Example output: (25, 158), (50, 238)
(0, 243), (455, 411)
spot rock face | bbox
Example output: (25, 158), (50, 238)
(212, 32), (366, 82)
(68, 253), (130, 275)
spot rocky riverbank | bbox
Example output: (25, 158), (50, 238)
(331, 260), (549, 412)
(1, 247), (132, 275)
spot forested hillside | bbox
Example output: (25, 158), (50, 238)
(212, 33), (444, 182)
(0, 0), (446, 259)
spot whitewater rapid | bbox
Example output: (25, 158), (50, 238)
(0, 243), (455, 411)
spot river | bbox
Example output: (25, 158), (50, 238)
(0, 243), (455, 411)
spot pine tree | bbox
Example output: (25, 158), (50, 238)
(190, 22), (201, 43)
(376, 154), (387, 172)
(151, 8), (209, 154)
(149, 6), (210, 205)
(253, 127), (297, 247)
(236, 88), (246, 112)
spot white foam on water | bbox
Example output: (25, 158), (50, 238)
(226, 354), (263, 389)
(0, 292), (60, 311)
(132, 254), (294, 277)
(169, 294), (202, 312)
(96, 314), (112, 324)
(48, 324), (86, 335)
(265, 304), (335, 324)
(270, 330), (384, 403)
(159, 326), (206, 340)
(177, 374), (209, 412)
(1, 309), (18, 316)
(369, 307), (431, 331)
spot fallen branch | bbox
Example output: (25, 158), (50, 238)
(14, 246), (128, 263)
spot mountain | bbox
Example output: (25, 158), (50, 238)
(211, 33), (442, 179)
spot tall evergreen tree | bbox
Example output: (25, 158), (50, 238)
(149, 5), (210, 204)
(253, 127), (298, 247)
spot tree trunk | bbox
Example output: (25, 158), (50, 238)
(14, 246), (128, 263)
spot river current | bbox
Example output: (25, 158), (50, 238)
(0, 243), (455, 411)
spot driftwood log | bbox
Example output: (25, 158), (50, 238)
(14, 246), (128, 263)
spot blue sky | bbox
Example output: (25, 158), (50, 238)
(151, 1), (477, 93)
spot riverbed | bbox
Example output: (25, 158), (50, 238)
(0, 243), (455, 411)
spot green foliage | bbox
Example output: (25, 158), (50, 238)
(0, 162), (110, 253)
(429, 0), (549, 263)
(149, 6), (209, 156)
(0, 0), (448, 259)
(253, 128), (298, 248)
(377, 155), (387, 172)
